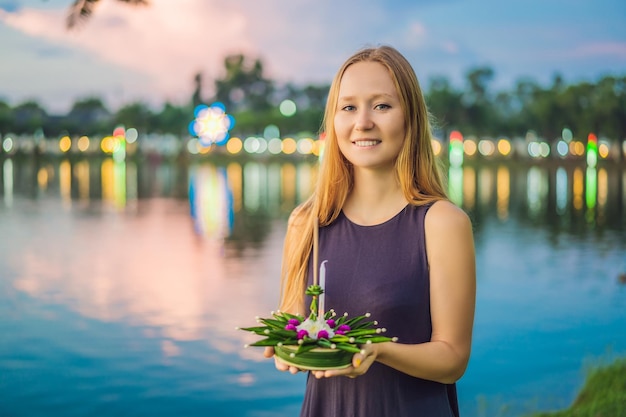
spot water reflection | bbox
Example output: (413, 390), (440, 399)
(188, 164), (233, 239)
(2, 157), (625, 233)
(0, 156), (624, 416)
(496, 166), (509, 220)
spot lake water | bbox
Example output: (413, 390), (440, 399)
(1, 156), (625, 417)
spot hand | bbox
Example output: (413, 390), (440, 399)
(311, 344), (377, 379)
(263, 346), (306, 374)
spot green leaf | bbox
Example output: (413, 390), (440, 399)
(260, 318), (288, 329)
(354, 336), (394, 344)
(334, 343), (363, 354)
(296, 343), (320, 355)
(345, 329), (380, 337)
(249, 339), (282, 347)
(269, 329), (299, 338)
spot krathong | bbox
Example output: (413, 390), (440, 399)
(238, 218), (397, 370)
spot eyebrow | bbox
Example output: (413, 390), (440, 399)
(337, 93), (396, 102)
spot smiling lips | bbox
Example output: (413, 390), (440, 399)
(353, 139), (381, 147)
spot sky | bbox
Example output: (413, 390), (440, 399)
(0, 0), (625, 114)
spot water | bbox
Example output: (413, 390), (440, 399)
(0, 156), (625, 417)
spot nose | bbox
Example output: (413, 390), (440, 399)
(354, 109), (374, 131)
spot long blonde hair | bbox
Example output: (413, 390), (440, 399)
(279, 45), (448, 312)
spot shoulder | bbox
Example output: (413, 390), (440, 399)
(424, 200), (473, 244)
(424, 200), (475, 278)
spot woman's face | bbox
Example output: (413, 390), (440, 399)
(334, 61), (406, 172)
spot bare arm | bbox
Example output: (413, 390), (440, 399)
(319, 200), (476, 383)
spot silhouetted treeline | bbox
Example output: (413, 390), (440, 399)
(1, 54), (624, 147)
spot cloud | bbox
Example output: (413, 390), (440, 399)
(1, 1), (260, 106)
(1, 0), (623, 113)
(1, 0), (389, 110)
(569, 41), (626, 59)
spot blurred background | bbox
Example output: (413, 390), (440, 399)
(0, 1), (625, 416)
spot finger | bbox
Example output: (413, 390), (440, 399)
(324, 366), (354, 378)
(274, 357), (289, 372)
(263, 347), (275, 358)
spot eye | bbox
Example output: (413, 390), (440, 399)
(341, 105), (356, 111)
(374, 103), (391, 110)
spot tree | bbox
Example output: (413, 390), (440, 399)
(66, 0), (149, 29)
(425, 76), (464, 135)
(115, 102), (153, 133)
(191, 72), (204, 108)
(154, 102), (190, 135)
(13, 101), (48, 134)
(213, 54), (274, 112)
(462, 67), (495, 135)
(0, 100), (15, 134)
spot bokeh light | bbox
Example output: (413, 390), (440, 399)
(244, 137), (261, 154)
(463, 139), (477, 157)
(77, 136), (90, 152)
(431, 139), (442, 156)
(297, 138), (315, 155)
(449, 130), (464, 166)
(497, 138), (511, 156)
(268, 138), (282, 155)
(282, 138), (297, 155)
(587, 133), (598, 168)
(59, 136), (72, 153)
(598, 142), (609, 159)
(263, 124), (280, 140)
(478, 139), (496, 157)
(279, 99), (297, 117)
(126, 128), (139, 144)
(562, 128), (573, 142)
(2, 137), (13, 153)
(189, 103), (235, 147)
(556, 141), (569, 157)
(226, 137), (243, 155)
(570, 141), (585, 156)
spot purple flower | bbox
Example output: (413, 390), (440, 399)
(337, 324), (351, 332)
(326, 319), (336, 328)
(285, 324), (297, 331)
(317, 330), (330, 340)
(297, 330), (309, 340)
(288, 318), (301, 326)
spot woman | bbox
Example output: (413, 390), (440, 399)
(264, 45), (476, 417)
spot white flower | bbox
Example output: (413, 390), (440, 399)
(296, 318), (335, 340)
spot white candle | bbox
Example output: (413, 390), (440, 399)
(313, 218), (319, 286)
(319, 260), (328, 318)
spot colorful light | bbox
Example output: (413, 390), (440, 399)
(497, 139), (511, 156)
(279, 99), (297, 117)
(112, 126), (126, 162)
(449, 130), (463, 166)
(189, 102), (235, 147)
(59, 136), (72, 153)
(431, 139), (442, 156)
(587, 133), (598, 168)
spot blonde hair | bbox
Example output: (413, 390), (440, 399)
(279, 45), (448, 312)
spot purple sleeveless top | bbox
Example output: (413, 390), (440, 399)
(300, 203), (459, 417)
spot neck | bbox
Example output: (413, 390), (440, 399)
(343, 168), (408, 225)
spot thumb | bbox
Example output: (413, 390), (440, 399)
(352, 351), (365, 368)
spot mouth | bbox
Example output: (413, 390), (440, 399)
(352, 139), (381, 147)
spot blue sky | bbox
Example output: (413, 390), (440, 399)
(1, 0), (625, 114)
